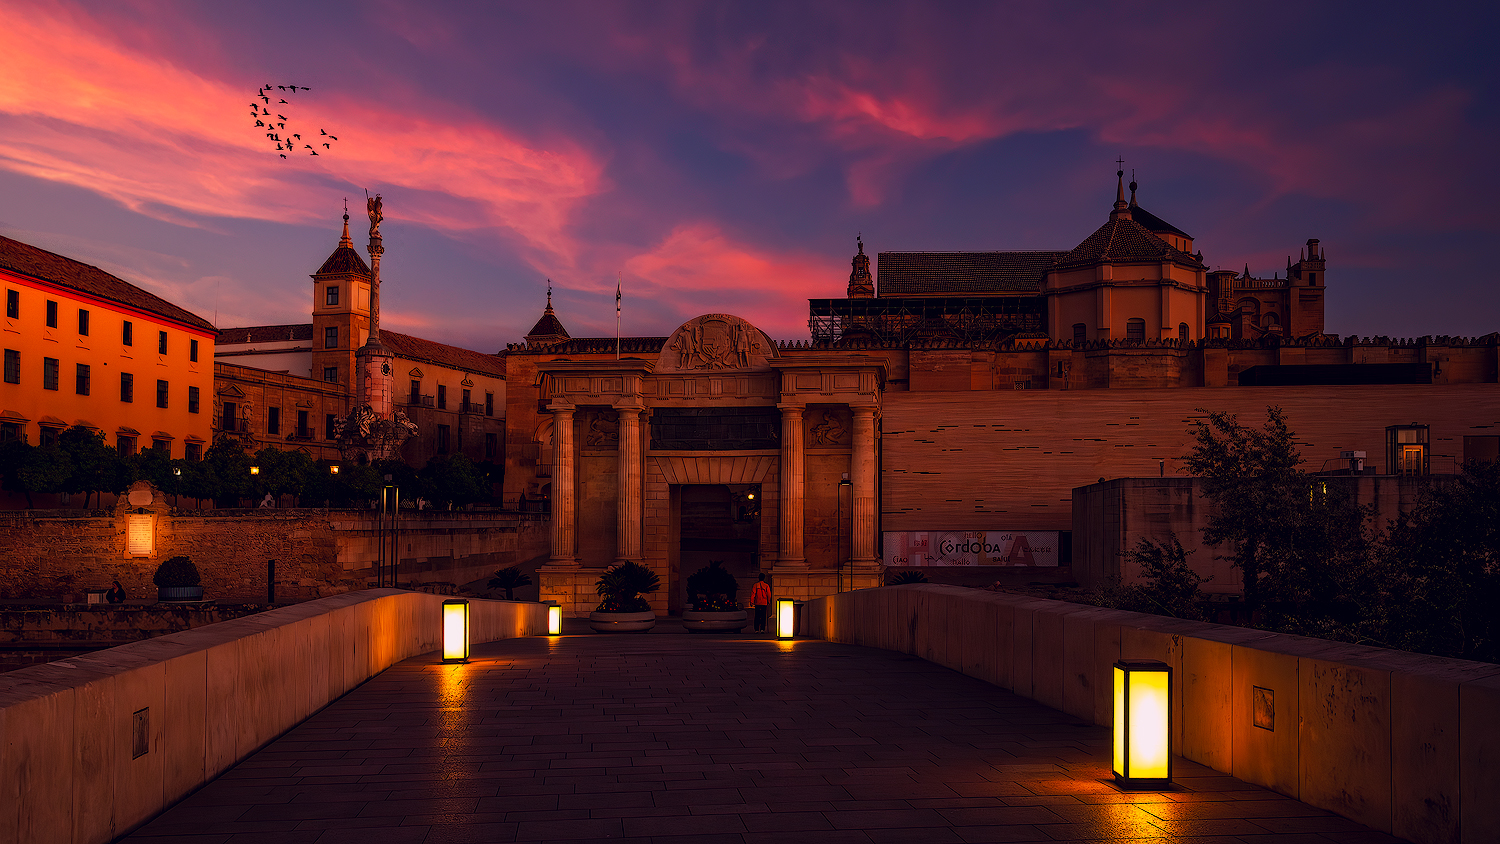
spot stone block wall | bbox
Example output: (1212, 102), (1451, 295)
(804, 584), (1500, 844)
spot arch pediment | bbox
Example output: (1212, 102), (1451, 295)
(656, 313), (777, 374)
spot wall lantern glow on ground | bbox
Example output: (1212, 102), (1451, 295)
(1112, 659), (1172, 788)
(548, 604), (562, 635)
(442, 599), (470, 663)
(776, 598), (795, 639)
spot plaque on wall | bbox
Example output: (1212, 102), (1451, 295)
(650, 407), (780, 451)
(126, 514), (154, 557)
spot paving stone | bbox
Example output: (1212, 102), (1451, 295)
(119, 634), (1410, 844)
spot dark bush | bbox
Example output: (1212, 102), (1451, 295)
(888, 570), (929, 585)
(153, 555), (201, 587)
(686, 560), (739, 607)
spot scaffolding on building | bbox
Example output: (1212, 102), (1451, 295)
(807, 296), (1046, 344)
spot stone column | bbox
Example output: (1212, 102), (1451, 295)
(850, 406), (878, 566)
(614, 402), (644, 563)
(547, 401), (577, 566)
(777, 403), (806, 568)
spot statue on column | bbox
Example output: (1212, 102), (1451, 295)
(367, 193), (383, 239)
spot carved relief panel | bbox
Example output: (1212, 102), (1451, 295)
(656, 313), (777, 374)
(582, 409), (619, 448)
(806, 406), (852, 448)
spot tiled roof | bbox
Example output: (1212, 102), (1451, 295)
(216, 324), (314, 344)
(0, 234), (217, 333)
(1127, 203), (1192, 239)
(526, 310), (570, 340)
(314, 244), (371, 277)
(1055, 216), (1202, 270)
(382, 330), (506, 379)
(876, 251), (1067, 296)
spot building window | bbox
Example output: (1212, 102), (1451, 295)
(1126, 318), (1146, 341)
(187, 385), (199, 413)
(75, 363), (90, 395)
(2, 349), (17, 384)
(152, 439), (169, 453)
(42, 357), (58, 391)
(1387, 424), (1429, 476)
(485, 432), (497, 461)
(1178, 323), (1189, 341)
(158, 331), (168, 354)
(437, 385), (447, 409)
(437, 424), (449, 453)
(189, 338), (198, 362)
(325, 326), (338, 349)
(1309, 273), (1317, 284)
(268, 406), (281, 435)
(296, 409), (310, 438)
(1263, 312), (1280, 330)
(325, 285), (339, 306)
(4, 290), (16, 319)
(222, 401), (237, 432)
(78, 309), (89, 336)
(123, 320), (133, 346)
(410, 379), (421, 404)
(485, 392), (494, 416)
(120, 372), (134, 403)
(185, 441), (202, 461)
(156, 379), (169, 408)
(462, 388), (471, 411)
(45, 300), (57, 328)
(0, 422), (19, 444)
(324, 366), (339, 384)
(325, 413), (337, 440)
(1072, 323), (1086, 343)
(39, 426), (60, 448)
(117, 435), (135, 456)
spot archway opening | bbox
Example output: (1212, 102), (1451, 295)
(675, 483), (761, 613)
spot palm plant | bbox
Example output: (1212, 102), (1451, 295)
(487, 565), (533, 600)
(888, 570), (929, 585)
(686, 560), (739, 611)
(595, 560), (660, 613)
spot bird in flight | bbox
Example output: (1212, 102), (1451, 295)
(279, 99), (288, 104)
(250, 83), (338, 158)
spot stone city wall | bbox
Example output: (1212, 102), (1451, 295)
(0, 505), (549, 602)
(0, 589), (546, 844)
(803, 584), (1500, 844)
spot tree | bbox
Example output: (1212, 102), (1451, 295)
(203, 435), (251, 506)
(252, 447), (316, 504)
(420, 453), (485, 509)
(59, 426), (125, 508)
(16, 446), (73, 508)
(1096, 537), (1210, 621)
(1182, 407), (1306, 611)
(488, 565), (533, 600)
(1375, 460), (1500, 662)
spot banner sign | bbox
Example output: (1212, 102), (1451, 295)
(883, 531), (1059, 567)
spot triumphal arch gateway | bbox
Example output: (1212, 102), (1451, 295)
(510, 313), (885, 615)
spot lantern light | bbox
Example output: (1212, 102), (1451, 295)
(249, 466), (260, 475)
(329, 465), (340, 475)
(442, 599), (470, 663)
(776, 598), (795, 639)
(1112, 659), (1172, 788)
(547, 604), (562, 636)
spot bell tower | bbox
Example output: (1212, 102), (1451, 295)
(310, 207), (371, 393)
(847, 235), (875, 298)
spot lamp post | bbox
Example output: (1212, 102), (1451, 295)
(775, 598), (795, 640)
(1112, 659), (1172, 788)
(548, 604), (562, 635)
(442, 599), (470, 663)
(837, 474), (851, 593)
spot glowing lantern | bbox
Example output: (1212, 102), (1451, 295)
(548, 604), (562, 636)
(1112, 659), (1171, 787)
(442, 599), (470, 663)
(249, 466), (260, 475)
(776, 598), (795, 639)
(329, 465), (340, 475)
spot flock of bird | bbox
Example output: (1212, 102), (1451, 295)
(249, 84), (339, 159)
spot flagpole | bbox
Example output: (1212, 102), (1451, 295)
(615, 272), (622, 360)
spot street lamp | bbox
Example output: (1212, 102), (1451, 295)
(249, 465), (260, 475)
(329, 464), (340, 475)
(548, 604), (562, 635)
(442, 599), (470, 663)
(776, 598), (795, 639)
(1112, 660), (1172, 788)
(837, 474), (851, 593)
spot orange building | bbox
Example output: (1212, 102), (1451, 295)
(0, 235), (216, 458)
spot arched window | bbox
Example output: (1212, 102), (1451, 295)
(1072, 323), (1087, 343)
(1178, 323), (1189, 341)
(1126, 318), (1146, 341)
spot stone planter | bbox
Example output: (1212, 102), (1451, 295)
(588, 610), (656, 633)
(157, 586), (204, 602)
(681, 608), (748, 633)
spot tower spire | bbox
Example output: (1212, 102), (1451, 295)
(1128, 170), (1138, 206)
(1110, 159), (1132, 220)
(847, 233), (874, 298)
(339, 199), (352, 247)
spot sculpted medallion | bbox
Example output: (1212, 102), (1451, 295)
(657, 314), (776, 373)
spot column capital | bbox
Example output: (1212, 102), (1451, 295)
(610, 399), (646, 414)
(851, 404), (878, 418)
(547, 399), (576, 414)
(776, 402), (805, 415)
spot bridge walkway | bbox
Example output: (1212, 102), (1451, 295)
(123, 626), (1403, 843)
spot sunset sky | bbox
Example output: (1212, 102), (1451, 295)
(1, 1), (1495, 350)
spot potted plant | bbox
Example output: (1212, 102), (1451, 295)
(588, 560), (659, 633)
(682, 560), (748, 633)
(154, 555), (204, 602)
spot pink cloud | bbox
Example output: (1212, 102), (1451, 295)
(0, 3), (605, 265)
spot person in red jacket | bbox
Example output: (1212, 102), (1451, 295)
(750, 574), (772, 633)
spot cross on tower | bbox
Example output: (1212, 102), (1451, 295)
(1115, 156), (1125, 170)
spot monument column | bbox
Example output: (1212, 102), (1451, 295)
(850, 405), (878, 567)
(614, 401), (644, 563)
(777, 403), (806, 568)
(547, 401), (577, 566)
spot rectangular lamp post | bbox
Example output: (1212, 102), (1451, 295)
(1112, 659), (1171, 787)
(442, 599), (470, 663)
(548, 604), (562, 636)
(776, 598), (795, 639)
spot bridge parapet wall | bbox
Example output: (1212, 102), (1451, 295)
(0, 590), (545, 844)
(803, 584), (1500, 844)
